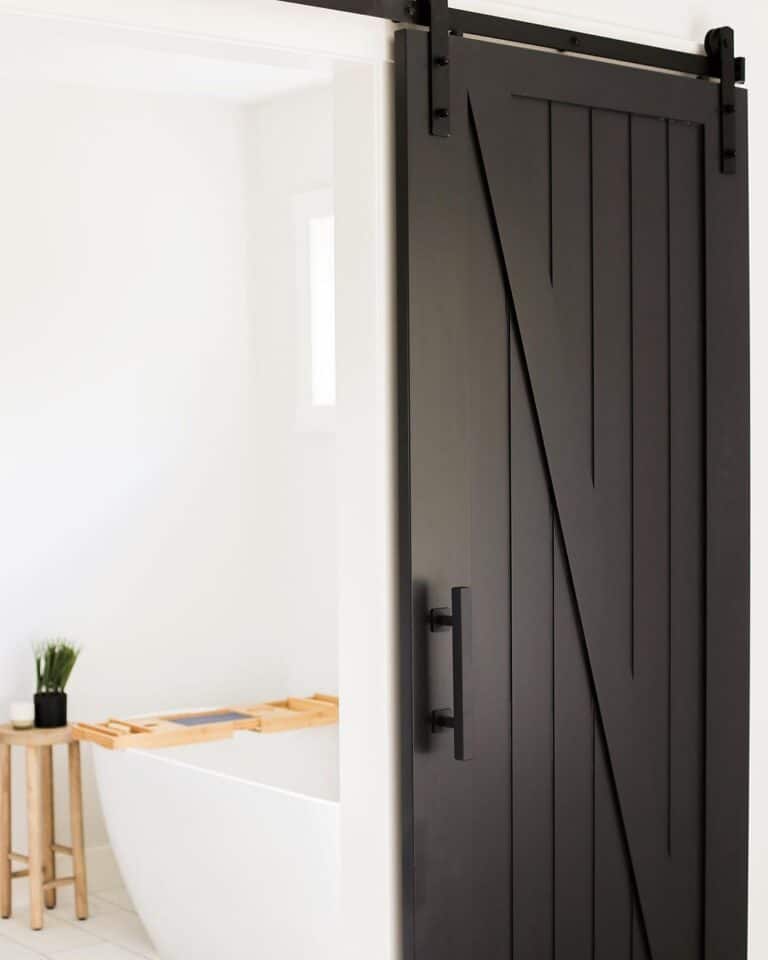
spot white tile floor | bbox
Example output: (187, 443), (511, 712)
(0, 885), (156, 960)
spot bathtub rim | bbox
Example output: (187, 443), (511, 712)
(93, 707), (340, 808)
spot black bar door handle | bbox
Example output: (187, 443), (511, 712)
(429, 586), (473, 761)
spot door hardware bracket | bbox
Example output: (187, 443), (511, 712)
(429, 610), (456, 735)
(431, 707), (454, 732)
(429, 605), (452, 630)
(428, 0), (451, 137)
(428, 590), (473, 760)
(279, 1), (748, 155)
(705, 26), (745, 175)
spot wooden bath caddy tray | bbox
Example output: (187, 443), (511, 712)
(72, 694), (338, 750)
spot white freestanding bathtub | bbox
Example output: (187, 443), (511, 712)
(93, 724), (340, 960)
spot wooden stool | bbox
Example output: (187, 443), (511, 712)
(0, 725), (88, 930)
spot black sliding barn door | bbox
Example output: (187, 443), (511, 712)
(397, 29), (749, 960)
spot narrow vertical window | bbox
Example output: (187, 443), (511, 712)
(293, 188), (335, 429)
(308, 213), (336, 407)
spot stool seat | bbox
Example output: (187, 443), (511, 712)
(0, 725), (73, 747)
(0, 724), (89, 930)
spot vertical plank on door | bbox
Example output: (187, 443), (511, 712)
(633, 903), (652, 960)
(592, 106), (632, 960)
(594, 730), (631, 959)
(550, 100), (594, 960)
(703, 86), (750, 960)
(668, 118), (705, 959)
(553, 522), (594, 960)
(630, 112), (670, 960)
(510, 312), (554, 960)
(466, 83), (513, 959)
(551, 102), (594, 487)
(398, 33), (476, 959)
(499, 92), (555, 960)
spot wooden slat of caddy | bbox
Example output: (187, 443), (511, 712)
(73, 693), (339, 749)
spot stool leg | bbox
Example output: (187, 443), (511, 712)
(26, 747), (44, 930)
(68, 742), (88, 920)
(41, 747), (56, 909)
(0, 744), (10, 918)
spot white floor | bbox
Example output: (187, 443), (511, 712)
(0, 885), (156, 960)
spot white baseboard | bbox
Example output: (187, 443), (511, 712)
(86, 842), (123, 893)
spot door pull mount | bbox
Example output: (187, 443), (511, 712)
(429, 586), (473, 761)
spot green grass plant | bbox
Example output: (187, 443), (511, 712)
(34, 639), (81, 694)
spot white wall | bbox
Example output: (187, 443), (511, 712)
(0, 63), (340, 870)
(0, 82), (242, 857)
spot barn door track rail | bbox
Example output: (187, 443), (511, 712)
(280, 0), (745, 172)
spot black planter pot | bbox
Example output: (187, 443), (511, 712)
(34, 692), (67, 728)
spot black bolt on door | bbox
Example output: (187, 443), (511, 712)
(397, 28), (749, 960)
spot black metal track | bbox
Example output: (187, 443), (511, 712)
(281, 0), (741, 81)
